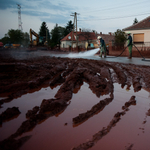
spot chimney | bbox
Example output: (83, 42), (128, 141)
(79, 28), (81, 32)
(100, 32), (102, 35)
(109, 32), (112, 35)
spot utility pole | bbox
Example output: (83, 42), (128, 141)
(17, 4), (23, 31)
(70, 12), (79, 51)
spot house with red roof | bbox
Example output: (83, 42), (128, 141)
(60, 29), (98, 51)
(123, 16), (150, 48)
(60, 29), (115, 51)
(96, 32), (115, 47)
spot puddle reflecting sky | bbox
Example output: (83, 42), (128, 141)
(0, 82), (150, 150)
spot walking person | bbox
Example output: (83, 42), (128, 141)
(97, 36), (106, 58)
(127, 32), (133, 59)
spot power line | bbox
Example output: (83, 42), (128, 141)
(78, 12), (150, 21)
(80, 0), (149, 14)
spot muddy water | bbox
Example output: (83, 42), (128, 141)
(0, 82), (150, 150)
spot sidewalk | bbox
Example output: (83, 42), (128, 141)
(83, 55), (150, 66)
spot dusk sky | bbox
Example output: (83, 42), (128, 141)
(0, 0), (150, 39)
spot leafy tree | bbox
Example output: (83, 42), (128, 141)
(58, 26), (65, 40)
(133, 18), (138, 25)
(50, 24), (59, 48)
(50, 24), (65, 48)
(8, 29), (24, 44)
(0, 30), (29, 46)
(0, 34), (10, 45)
(64, 20), (73, 36)
(114, 29), (127, 48)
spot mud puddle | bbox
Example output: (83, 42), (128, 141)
(1, 55), (150, 150)
(0, 82), (150, 150)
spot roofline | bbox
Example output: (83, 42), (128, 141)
(123, 27), (150, 31)
(122, 16), (150, 31)
(61, 31), (97, 41)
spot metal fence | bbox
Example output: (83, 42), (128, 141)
(133, 42), (150, 51)
(110, 42), (150, 51)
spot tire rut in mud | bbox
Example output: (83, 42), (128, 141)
(0, 56), (150, 150)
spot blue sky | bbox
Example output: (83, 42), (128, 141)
(0, 0), (150, 39)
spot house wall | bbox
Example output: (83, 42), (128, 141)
(61, 41), (72, 48)
(61, 40), (98, 51)
(125, 29), (150, 43)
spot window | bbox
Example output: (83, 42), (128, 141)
(133, 33), (144, 44)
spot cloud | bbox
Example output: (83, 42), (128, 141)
(1, 0), (75, 26)
(42, 14), (70, 25)
(0, 0), (74, 16)
(21, 10), (50, 17)
(1, 0), (149, 39)
(0, 0), (18, 9)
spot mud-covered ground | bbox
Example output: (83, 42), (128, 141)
(0, 49), (150, 150)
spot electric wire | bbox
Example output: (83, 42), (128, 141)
(78, 0), (150, 22)
(78, 12), (150, 21)
(80, 0), (150, 14)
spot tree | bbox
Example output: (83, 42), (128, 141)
(114, 29), (127, 48)
(39, 22), (50, 45)
(50, 24), (65, 48)
(133, 18), (138, 25)
(0, 30), (29, 46)
(39, 22), (47, 37)
(8, 29), (24, 44)
(50, 24), (59, 48)
(0, 34), (10, 45)
(64, 20), (73, 36)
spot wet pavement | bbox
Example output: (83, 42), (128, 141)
(96, 56), (150, 66)
(1, 48), (150, 66)
(34, 50), (150, 66)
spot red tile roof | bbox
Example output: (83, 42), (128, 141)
(97, 33), (115, 44)
(123, 16), (150, 31)
(61, 31), (97, 42)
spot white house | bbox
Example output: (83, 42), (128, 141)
(60, 29), (98, 51)
(123, 16), (150, 49)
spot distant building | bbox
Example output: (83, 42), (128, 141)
(60, 29), (98, 51)
(96, 32), (115, 47)
(61, 29), (115, 51)
(123, 16), (150, 48)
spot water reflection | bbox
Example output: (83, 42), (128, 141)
(1, 58), (150, 150)
(1, 82), (150, 150)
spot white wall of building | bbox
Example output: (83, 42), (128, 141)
(61, 41), (72, 48)
(125, 29), (150, 43)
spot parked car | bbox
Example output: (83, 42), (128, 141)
(4, 44), (13, 49)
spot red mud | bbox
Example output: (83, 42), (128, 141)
(0, 51), (150, 150)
